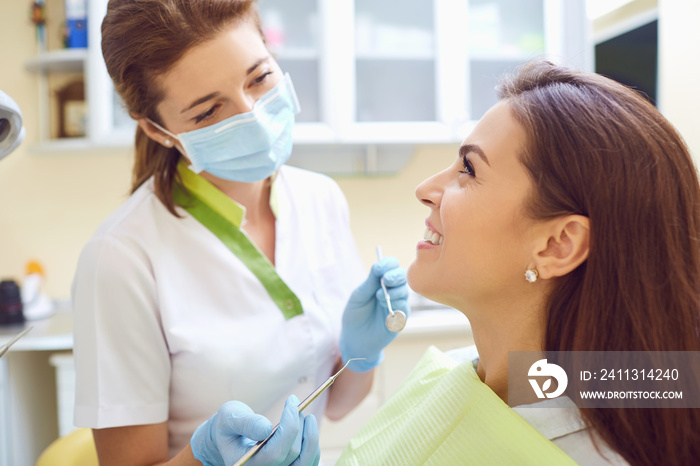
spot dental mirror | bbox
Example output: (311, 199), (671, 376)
(376, 246), (407, 332)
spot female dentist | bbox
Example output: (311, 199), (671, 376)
(71, 1), (409, 465)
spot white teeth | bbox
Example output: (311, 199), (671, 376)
(423, 227), (444, 245)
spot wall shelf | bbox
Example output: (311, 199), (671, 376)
(25, 49), (87, 73)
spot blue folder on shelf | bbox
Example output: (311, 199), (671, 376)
(66, 18), (87, 48)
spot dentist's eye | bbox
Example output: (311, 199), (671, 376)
(194, 105), (219, 124)
(254, 70), (274, 85)
(458, 156), (475, 177)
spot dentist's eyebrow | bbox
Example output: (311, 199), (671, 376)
(180, 57), (271, 114)
(459, 144), (491, 167)
(181, 92), (221, 114)
(246, 56), (270, 75)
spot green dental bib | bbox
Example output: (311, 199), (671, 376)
(337, 346), (577, 465)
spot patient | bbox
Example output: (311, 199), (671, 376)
(336, 61), (700, 465)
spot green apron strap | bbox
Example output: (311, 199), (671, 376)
(173, 185), (303, 320)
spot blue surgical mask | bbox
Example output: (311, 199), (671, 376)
(149, 73), (300, 182)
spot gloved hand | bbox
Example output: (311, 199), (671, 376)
(339, 257), (410, 372)
(190, 395), (320, 466)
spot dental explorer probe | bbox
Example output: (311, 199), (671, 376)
(376, 246), (407, 332)
(232, 357), (365, 466)
(0, 326), (32, 358)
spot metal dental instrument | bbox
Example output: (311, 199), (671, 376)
(0, 326), (33, 358)
(376, 246), (407, 332)
(232, 357), (365, 466)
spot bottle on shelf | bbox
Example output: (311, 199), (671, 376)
(21, 260), (55, 321)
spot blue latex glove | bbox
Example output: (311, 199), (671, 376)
(339, 257), (410, 372)
(190, 395), (320, 466)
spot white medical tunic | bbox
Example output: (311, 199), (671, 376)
(72, 164), (364, 456)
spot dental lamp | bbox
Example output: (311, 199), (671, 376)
(0, 90), (53, 322)
(0, 90), (32, 350)
(0, 90), (25, 160)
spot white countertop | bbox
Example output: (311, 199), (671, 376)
(400, 307), (471, 337)
(0, 301), (73, 352)
(0, 300), (469, 353)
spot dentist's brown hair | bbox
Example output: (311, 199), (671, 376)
(498, 61), (700, 466)
(101, 0), (264, 215)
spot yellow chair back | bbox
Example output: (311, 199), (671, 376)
(35, 428), (98, 466)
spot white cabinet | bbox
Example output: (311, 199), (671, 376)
(26, 0), (590, 154)
(25, 49), (90, 151)
(467, 0), (547, 118)
(24, 0), (134, 151)
(260, 0), (590, 146)
(85, 0), (135, 147)
(0, 306), (73, 466)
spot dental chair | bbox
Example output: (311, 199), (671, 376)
(35, 428), (98, 466)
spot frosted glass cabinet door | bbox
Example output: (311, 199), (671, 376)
(354, 0), (436, 122)
(86, 0), (136, 145)
(111, 87), (134, 135)
(467, 0), (545, 119)
(259, 0), (321, 123)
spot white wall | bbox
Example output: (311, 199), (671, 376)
(592, 0), (700, 165)
(658, 0), (700, 166)
(593, 0), (657, 34)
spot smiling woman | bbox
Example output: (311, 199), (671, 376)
(335, 61), (700, 466)
(410, 101), (543, 314)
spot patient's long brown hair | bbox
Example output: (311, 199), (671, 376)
(101, 0), (264, 215)
(498, 61), (700, 465)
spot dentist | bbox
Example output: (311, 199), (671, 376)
(71, 1), (409, 465)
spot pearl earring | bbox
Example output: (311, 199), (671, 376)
(524, 268), (539, 283)
(164, 138), (172, 147)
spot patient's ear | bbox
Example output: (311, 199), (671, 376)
(535, 215), (590, 279)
